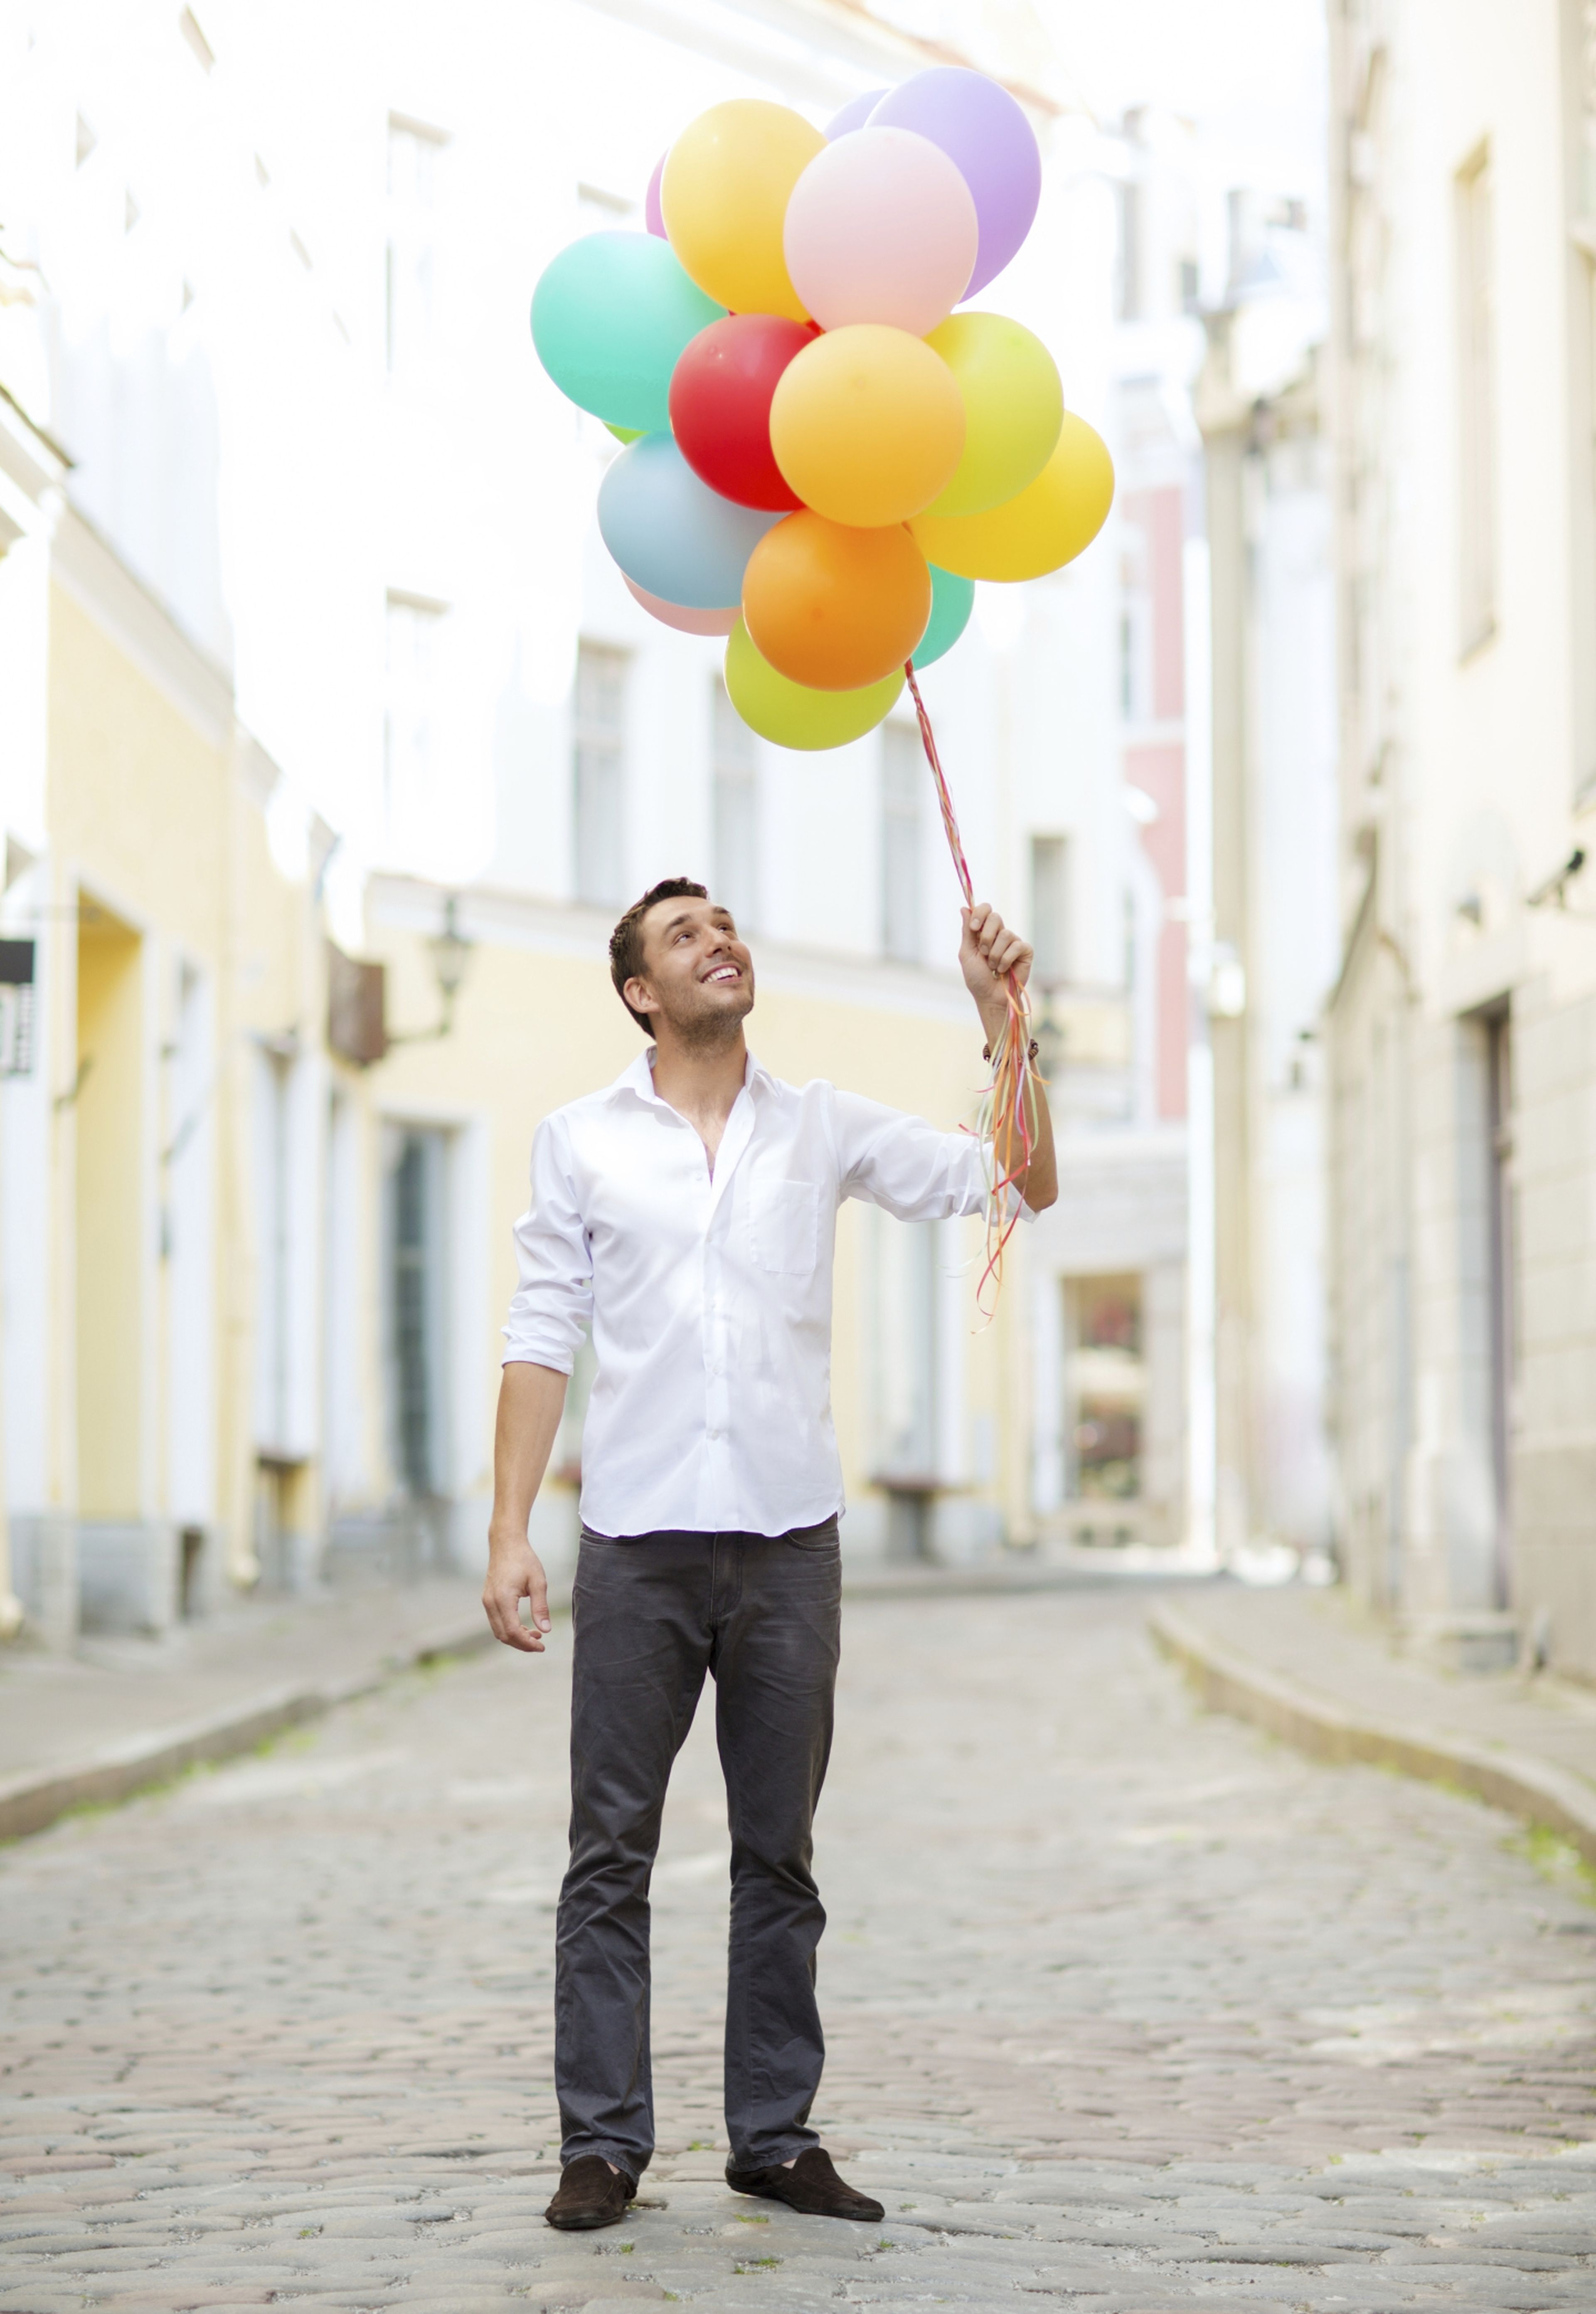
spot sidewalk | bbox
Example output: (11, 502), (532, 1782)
(1151, 1582), (1596, 1867)
(0, 1575), (491, 1842)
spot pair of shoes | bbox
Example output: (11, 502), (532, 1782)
(725, 2145), (884, 2222)
(544, 2154), (637, 2230)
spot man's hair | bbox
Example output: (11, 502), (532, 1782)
(609, 877), (709, 1033)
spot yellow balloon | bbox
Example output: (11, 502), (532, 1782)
(910, 413), (1115, 581)
(724, 619), (903, 750)
(661, 101), (824, 321)
(922, 313), (1063, 518)
(770, 325), (965, 528)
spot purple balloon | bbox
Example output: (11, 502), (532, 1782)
(825, 86), (886, 140)
(869, 68), (1040, 297)
(644, 152), (666, 238)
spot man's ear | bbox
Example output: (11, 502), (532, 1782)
(623, 975), (657, 1023)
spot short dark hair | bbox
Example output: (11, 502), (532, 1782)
(609, 877), (709, 1033)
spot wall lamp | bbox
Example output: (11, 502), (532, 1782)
(387, 895), (474, 1047)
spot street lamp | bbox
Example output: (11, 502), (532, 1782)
(385, 894), (474, 1048)
(427, 895), (472, 1030)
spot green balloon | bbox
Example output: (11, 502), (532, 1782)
(532, 231), (724, 435)
(912, 565), (975, 669)
(725, 621), (902, 752)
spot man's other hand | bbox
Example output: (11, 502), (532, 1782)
(483, 1532), (553, 1653)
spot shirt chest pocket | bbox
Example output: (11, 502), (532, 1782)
(747, 1178), (821, 1277)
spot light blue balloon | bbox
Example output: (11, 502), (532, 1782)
(532, 232), (724, 435)
(598, 435), (781, 610)
(912, 565), (975, 668)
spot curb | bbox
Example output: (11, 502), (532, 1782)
(0, 1616), (494, 1846)
(1149, 1599), (1596, 1869)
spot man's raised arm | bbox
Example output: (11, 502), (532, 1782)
(484, 1362), (569, 1653)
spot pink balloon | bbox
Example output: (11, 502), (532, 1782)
(644, 153), (666, 238)
(783, 126), (977, 337)
(624, 575), (738, 635)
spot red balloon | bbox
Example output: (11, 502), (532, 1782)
(669, 314), (818, 511)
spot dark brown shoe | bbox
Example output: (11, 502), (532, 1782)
(544, 2154), (637, 2231)
(725, 2146), (884, 2222)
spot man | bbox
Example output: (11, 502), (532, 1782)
(484, 876), (1056, 2234)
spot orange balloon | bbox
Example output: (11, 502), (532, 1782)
(742, 513), (931, 691)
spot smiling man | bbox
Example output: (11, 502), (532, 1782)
(484, 874), (1056, 2235)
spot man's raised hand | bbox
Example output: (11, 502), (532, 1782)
(483, 1534), (553, 1654)
(959, 902), (1033, 1041)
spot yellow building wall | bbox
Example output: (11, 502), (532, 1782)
(47, 577), (317, 1573)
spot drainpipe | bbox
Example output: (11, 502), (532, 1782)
(1183, 528), (1219, 1568)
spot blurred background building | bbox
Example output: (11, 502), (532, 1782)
(0, 0), (1353, 1651)
(1324, 0), (1596, 1682)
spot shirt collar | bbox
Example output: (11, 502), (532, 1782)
(606, 1046), (771, 1107)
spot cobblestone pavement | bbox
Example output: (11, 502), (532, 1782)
(2, 1589), (1594, 2312)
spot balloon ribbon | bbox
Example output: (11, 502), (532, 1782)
(903, 661), (1039, 1320)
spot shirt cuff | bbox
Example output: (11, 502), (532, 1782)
(500, 1331), (577, 1374)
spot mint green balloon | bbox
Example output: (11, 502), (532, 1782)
(532, 231), (725, 434)
(912, 564), (975, 668)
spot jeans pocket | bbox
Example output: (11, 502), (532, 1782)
(785, 1517), (840, 1554)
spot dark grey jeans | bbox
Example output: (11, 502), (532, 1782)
(554, 1519), (842, 2182)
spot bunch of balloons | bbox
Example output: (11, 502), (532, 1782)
(532, 68), (1114, 750)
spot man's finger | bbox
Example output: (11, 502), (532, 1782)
(487, 1581), (544, 1653)
(527, 1564), (552, 1635)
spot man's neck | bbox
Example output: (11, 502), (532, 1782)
(648, 1028), (750, 1173)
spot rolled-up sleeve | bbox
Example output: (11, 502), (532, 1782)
(501, 1116), (593, 1371)
(831, 1089), (992, 1221)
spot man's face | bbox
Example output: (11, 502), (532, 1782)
(627, 895), (755, 1040)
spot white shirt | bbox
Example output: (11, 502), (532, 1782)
(502, 1048), (1000, 1538)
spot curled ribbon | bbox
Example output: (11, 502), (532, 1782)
(903, 662), (1040, 1320)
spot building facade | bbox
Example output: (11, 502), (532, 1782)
(1327, 0), (1596, 1676)
(0, 0), (1319, 1638)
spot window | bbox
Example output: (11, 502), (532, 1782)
(1030, 835), (1069, 989)
(1064, 1274), (1145, 1500)
(712, 680), (759, 929)
(872, 1215), (940, 1560)
(1456, 145), (1497, 654)
(881, 722), (922, 963)
(387, 114), (446, 376)
(1117, 178), (1142, 320)
(384, 592), (446, 854)
(573, 642), (628, 907)
(1118, 530), (1153, 723)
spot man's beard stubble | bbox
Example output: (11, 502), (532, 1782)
(660, 973), (755, 1054)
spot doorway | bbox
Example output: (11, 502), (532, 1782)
(1485, 1008), (1515, 1608)
(75, 899), (143, 1518)
(386, 1126), (451, 1506)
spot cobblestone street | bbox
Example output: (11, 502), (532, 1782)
(2, 1587), (1594, 2312)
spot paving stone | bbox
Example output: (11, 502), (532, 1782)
(0, 1593), (1593, 2308)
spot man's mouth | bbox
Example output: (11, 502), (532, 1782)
(704, 964), (742, 985)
